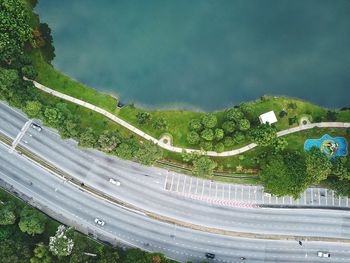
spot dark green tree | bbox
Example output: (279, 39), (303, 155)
(201, 129), (214, 141)
(136, 112), (151, 125)
(0, 201), (16, 225)
(224, 108), (243, 122)
(192, 156), (217, 177)
(188, 118), (203, 131)
(152, 118), (168, 130)
(250, 124), (277, 146)
(187, 131), (200, 145)
(18, 206), (47, 236)
(201, 113), (217, 129)
(135, 142), (162, 165)
(238, 118), (250, 131)
(24, 100), (42, 118)
(305, 147), (332, 183)
(79, 128), (97, 148)
(214, 128), (224, 141)
(222, 121), (236, 134)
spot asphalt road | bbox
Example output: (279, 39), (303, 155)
(1, 101), (350, 262)
(1, 102), (350, 239)
(2, 138), (350, 262)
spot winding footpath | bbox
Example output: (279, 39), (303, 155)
(28, 78), (350, 157)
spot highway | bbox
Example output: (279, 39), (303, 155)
(1, 101), (350, 238)
(1, 101), (350, 262)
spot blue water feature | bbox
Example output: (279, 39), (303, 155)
(304, 134), (348, 159)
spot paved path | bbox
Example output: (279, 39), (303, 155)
(28, 78), (350, 157)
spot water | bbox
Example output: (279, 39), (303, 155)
(36, 0), (350, 111)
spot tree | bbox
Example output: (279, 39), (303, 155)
(43, 107), (64, 127)
(201, 113), (217, 129)
(18, 206), (47, 236)
(214, 142), (225, 153)
(214, 128), (224, 141)
(188, 118), (203, 131)
(0, 0), (34, 64)
(331, 157), (350, 180)
(199, 141), (213, 151)
(260, 152), (308, 198)
(223, 136), (234, 147)
(305, 147), (332, 183)
(0, 68), (20, 98)
(98, 130), (120, 152)
(239, 102), (254, 118)
(79, 128), (97, 148)
(238, 119), (250, 131)
(272, 137), (288, 153)
(124, 248), (148, 263)
(187, 131), (200, 145)
(0, 201), (16, 225)
(21, 65), (37, 79)
(326, 110), (337, 121)
(115, 142), (135, 160)
(152, 118), (168, 130)
(98, 245), (120, 263)
(30, 242), (53, 263)
(201, 129), (214, 141)
(49, 225), (74, 257)
(136, 112), (151, 125)
(250, 124), (277, 146)
(192, 156), (217, 177)
(59, 118), (80, 139)
(135, 142), (162, 165)
(24, 100), (42, 118)
(38, 23), (56, 63)
(232, 131), (245, 144)
(222, 121), (235, 134)
(0, 239), (31, 263)
(224, 108), (243, 122)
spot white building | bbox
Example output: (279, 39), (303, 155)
(259, 110), (277, 124)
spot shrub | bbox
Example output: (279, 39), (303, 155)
(201, 113), (217, 129)
(188, 118), (203, 131)
(187, 131), (200, 145)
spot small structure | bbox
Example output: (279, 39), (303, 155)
(259, 111), (277, 124)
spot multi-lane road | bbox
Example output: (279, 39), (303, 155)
(1, 101), (350, 262)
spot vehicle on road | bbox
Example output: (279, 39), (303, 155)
(31, 122), (42, 132)
(109, 178), (121, 186)
(94, 218), (105, 226)
(205, 253), (215, 259)
(317, 251), (330, 258)
(240, 257), (246, 260)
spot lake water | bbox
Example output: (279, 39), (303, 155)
(36, 0), (350, 111)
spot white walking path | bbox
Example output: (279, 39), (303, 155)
(28, 78), (350, 157)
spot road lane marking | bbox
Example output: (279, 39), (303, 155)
(339, 196), (341, 207)
(182, 176), (186, 193)
(164, 173), (168, 190)
(325, 189), (328, 206)
(176, 175), (180, 192)
(332, 191), (334, 206)
(234, 185), (237, 200)
(195, 178), (199, 194)
(170, 175), (174, 191)
(304, 191), (306, 205)
(241, 185), (243, 200)
(201, 180), (205, 199)
(215, 183), (218, 198)
(229, 184), (231, 200)
(318, 189), (321, 206)
(209, 181), (212, 196)
(189, 177), (192, 194)
(222, 184), (225, 199)
(310, 189), (313, 205)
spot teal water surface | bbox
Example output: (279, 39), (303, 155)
(36, 0), (350, 110)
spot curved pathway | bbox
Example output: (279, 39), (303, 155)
(28, 78), (350, 157)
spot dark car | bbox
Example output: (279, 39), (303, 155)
(205, 253), (215, 259)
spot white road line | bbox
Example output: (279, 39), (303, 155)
(222, 184), (225, 199)
(332, 191), (334, 206)
(201, 180), (205, 198)
(325, 189), (328, 206)
(182, 176), (186, 193)
(304, 191), (306, 205)
(241, 185), (243, 200)
(209, 181), (212, 196)
(176, 175), (180, 192)
(234, 185), (237, 200)
(215, 183), (218, 198)
(310, 189), (313, 205)
(170, 175), (174, 191)
(229, 184), (231, 200)
(318, 189), (321, 206)
(195, 178), (199, 195)
(347, 197), (349, 207)
(189, 177), (193, 194)
(339, 196), (341, 207)
(164, 173), (168, 190)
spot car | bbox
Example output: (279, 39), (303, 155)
(317, 251), (330, 258)
(94, 218), (105, 226)
(31, 122), (42, 132)
(205, 253), (215, 259)
(109, 178), (121, 186)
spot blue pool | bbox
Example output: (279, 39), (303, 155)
(304, 134), (348, 159)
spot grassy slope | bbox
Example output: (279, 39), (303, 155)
(23, 0), (350, 164)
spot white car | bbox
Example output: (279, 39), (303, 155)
(94, 218), (105, 226)
(109, 178), (121, 186)
(317, 251), (330, 258)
